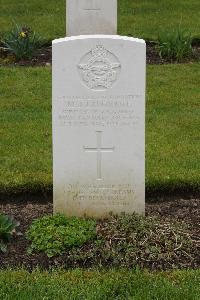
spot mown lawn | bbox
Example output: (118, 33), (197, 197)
(0, 269), (199, 300)
(0, 0), (199, 40)
(0, 63), (199, 195)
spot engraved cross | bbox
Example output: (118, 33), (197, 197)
(83, 131), (114, 180)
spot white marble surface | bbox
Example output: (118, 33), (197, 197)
(67, 0), (117, 36)
(52, 35), (146, 218)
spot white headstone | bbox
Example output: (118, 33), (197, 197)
(67, 0), (117, 36)
(53, 35), (146, 218)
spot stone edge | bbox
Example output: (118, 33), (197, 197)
(52, 35), (146, 45)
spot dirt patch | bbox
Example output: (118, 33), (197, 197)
(0, 197), (199, 271)
(0, 42), (199, 66)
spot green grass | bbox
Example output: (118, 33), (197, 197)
(118, 0), (200, 40)
(0, 63), (199, 195)
(0, 0), (65, 41)
(0, 269), (199, 300)
(0, 0), (199, 40)
(0, 67), (52, 194)
(146, 63), (200, 194)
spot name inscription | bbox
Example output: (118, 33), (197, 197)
(56, 95), (142, 127)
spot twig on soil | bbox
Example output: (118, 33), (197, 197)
(174, 242), (183, 251)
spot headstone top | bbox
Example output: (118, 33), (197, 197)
(67, 0), (117, 36)
(53, 34), (145, 45)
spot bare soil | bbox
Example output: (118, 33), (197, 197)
(1, 42), (199, 66)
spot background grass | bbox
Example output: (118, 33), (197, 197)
(0, 0), (199, 40)
(0, 67), (52, 194)
(0, 63), (199, 195)
(0, 269), (199, 300)
(146, 63), (200, 194)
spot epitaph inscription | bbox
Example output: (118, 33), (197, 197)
(65, 183), (135, 207)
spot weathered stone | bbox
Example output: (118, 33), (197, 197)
(52, 35), (146, 218)
(67, 0), (117, 36)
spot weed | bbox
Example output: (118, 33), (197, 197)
(0, 213), (19, 253)
(64, 213), (198, 269)
(26, 214), (96, 257)
(157, 29), (193, 62)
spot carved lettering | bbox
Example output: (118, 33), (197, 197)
(66, 183), (135, 207)
(56, 95), (142, 127)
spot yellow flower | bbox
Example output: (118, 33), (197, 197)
(19, 31), (26, 38)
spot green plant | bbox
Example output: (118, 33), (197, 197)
(3, 24), (42, 61)
(0, 213), (19, 253)
(157, 29), (193, 62)
(26, 214), (97, 257)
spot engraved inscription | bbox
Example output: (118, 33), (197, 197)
(83, 8), (101, 11)
(56, 95), (142, 127)
(66, 184), (135, 207)
(84, 131), (114, 180)
(78, 45), (121, 91)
